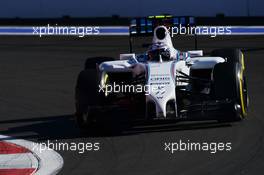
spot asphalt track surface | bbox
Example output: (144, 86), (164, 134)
(0, 35), (264, 175)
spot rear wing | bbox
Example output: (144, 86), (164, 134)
(130, 15), (195, 36)
(128, 15), (197, 52)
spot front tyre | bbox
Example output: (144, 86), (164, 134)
(212, 49), (248, 121)
(75, 57), (114, 132)
(75, 69), (101, 132)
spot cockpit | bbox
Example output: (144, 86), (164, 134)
(147, 48), (172, 62)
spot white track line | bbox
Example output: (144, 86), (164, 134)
(0, 135), (64, 175)
(0, 153), (38, 169)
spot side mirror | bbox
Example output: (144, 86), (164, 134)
(120, 53), (136, 60)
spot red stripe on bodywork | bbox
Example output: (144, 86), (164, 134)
(0, 168), (36, 175)
(0, 141), (30, 154)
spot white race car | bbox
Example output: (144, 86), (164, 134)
(75, 16), (248, 130)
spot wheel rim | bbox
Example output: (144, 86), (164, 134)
(243, 76), (249, 110)
(81, 107), (93, 126)
(82, 112), (89, 124)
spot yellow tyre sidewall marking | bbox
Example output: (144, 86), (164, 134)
(241, 53), (245, 70)
(103, 73), (109, 96)
(239, 67), (247, 117)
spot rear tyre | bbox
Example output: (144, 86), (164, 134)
(212, 49), (248, 122)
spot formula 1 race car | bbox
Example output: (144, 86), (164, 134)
(75, 16), (248, 130)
